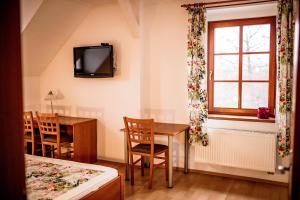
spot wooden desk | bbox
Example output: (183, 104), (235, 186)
(121, 122), (190, 188)
(34, 116), (97, 164)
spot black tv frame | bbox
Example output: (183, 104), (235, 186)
(73, 44), (114, 78)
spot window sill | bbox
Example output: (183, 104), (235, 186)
(208, 114), (275, 123)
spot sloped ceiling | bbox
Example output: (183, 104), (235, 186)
(21, 0), (140, 76)
(21, 0), (44, 32)
(21, 0), (92, 76)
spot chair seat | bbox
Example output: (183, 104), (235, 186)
(24, 132), (41, 142)
(132, 144), (168, 154)
(24, 133), (32, 140)
(43, 135), (72, 143)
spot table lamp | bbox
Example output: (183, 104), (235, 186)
(44, 90), (56, 114)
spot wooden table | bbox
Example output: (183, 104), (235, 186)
(121, 122), (190, 188)
(34, 116), (97, 164)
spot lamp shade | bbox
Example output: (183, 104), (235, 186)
(44, 90), (57, 101)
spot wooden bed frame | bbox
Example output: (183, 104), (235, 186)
(81, 174), (124, 200)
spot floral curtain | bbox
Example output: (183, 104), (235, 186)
(277, 0), (295, 157)
(186, 6), (208, 146)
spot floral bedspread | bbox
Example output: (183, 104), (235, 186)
(26, 157), (103, 200)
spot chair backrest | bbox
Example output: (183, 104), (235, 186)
(36, 112), (60, 142)
(24, 111), (34, 138)
(123, 116), (154, 152)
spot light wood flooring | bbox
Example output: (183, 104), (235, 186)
(97, 161), (288, 200)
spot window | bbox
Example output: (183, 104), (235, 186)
(208, 17), (276, 116)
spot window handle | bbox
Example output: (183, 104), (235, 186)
(209, 70), (213, 81)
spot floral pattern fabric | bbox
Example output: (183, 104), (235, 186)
(186, 6), (208, 146)
(26, 157), (103, 200)
(277, 0), (295, 157)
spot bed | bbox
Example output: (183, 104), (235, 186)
(25, 154), (124, 200)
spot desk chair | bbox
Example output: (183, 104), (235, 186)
(123, 116), (169, 189)
(36, 112), (73, 159)
(24, 111), (40, 155)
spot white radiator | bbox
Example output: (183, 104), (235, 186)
(194, 128), (277, 172)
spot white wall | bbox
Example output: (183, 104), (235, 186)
(21, 0), (43, 111)
(36, 0), (288, 182)
(23, 76), (40, 111)
(140, 0), (288, 183)
(40, 3), (141, 161)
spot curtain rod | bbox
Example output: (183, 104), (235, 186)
(181, 0), (277, 9)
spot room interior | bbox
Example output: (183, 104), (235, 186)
(1, 0), (300, 199)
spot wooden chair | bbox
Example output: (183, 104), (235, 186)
(36, 112), (73, 159)
(123, 116), (169, 189)
(24, 111), (39, 155)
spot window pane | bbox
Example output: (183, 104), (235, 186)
(242, 83), (268, 108)
(243, 24), (270, 52)
(214, 82), (238, 108)
(215, 26), (239, 53)
(242, 54), (269, 80)
(215, 55), (239, 80)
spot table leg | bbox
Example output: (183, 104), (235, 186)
(184, 128), (190, 174)
(124, 133), (129, 181)
(168, 135), (173, 188)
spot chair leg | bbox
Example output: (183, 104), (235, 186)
(42, 144), (46, 157)
(148, 157), (154, 189)
(24, 142), (27, 154)
(141, 156), (145, 176)
(130, 154), (134, 185)
(56, 145), (61, 159)
(66, 145), (71, 158)
(51, 145), (54, 158)
(165, 150), (169, 181)
(32, 142), (35, 155)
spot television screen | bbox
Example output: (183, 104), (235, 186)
(74, 45), (113, 78)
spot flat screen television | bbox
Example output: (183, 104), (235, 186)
(74, 45), (114, 78)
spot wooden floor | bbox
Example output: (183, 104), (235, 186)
(97, 160), (288, 200)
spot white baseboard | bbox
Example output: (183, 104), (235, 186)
(97, 156), (124, 163)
